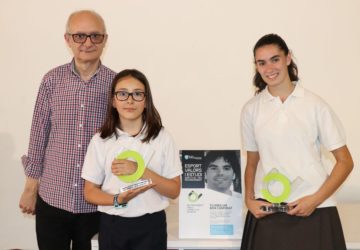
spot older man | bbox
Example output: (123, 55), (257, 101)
(19, 10), (116, 250)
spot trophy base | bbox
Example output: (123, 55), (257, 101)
(260, 203), (289, 213)
(120, 179), (152, 193)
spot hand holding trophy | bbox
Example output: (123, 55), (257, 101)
(115, 150), (152, 191)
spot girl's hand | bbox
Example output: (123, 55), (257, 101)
(246, 198), (274, 219)
(287, 194), (319, 217)
(111, 159), (137, 176)
(119, 183), (156, 203)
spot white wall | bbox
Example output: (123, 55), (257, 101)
(1, 0), (359, 249)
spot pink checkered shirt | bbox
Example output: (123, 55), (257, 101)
(23, 60), (116, 213)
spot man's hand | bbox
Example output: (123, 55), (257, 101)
(19, 177), (39, 215)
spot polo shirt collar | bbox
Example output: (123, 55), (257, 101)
(115, 123), (147, 139)
(262, 81), (304, 102)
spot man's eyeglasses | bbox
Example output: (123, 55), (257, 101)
(68, 33), (105, 44)
(114, 91), (146, 102)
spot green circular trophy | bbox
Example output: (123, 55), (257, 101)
(260, 170), (291, 212)
(116, 150), (146, 183)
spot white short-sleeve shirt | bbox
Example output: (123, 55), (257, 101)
(81, 127), (183, 217)
(241, 83), (346, 207)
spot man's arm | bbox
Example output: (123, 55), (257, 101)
(19, 76), (52, 214)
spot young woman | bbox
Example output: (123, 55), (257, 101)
(81, 69), (182, 250)
(240, 34), (353, 250)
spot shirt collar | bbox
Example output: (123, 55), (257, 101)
(70, 59), (102, 79)
(261, 81), (304, 102)
(115, 123), (147, 139)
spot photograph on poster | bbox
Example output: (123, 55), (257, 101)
(179, 150), (243, 239)
(204, 151), (241, 197)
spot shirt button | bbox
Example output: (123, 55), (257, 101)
(77, 164), (81, 168)
(79, 124), (83, 128)
(74, 183), (78, 187)
(81, 104), (85, 108)
(78, 144), (81, 148)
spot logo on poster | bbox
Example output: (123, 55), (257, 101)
(188, 190), (202, 202)
(184, 154), (202, 160)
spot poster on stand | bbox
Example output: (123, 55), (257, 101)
(179, 150), (243, 239)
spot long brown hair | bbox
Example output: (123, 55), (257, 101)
(99, 69), (163, 143)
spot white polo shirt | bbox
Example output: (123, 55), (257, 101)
(241, 82), (346, 207)
(82, 127), (183, 217)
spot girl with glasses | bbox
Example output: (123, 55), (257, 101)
(81, 69), (182, 250)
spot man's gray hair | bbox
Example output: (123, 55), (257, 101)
(65, 10), (106, 34)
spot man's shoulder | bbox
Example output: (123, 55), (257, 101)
(43, 62), (72, 79)
(36, 63), (72, 91)
(99, 64), (116, 76)
(100, 64), (116, 72)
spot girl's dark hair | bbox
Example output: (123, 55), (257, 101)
(99, 69), (163, 143)
(253, 33), (299, 94)
(204, 151), (242, 193)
